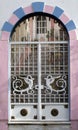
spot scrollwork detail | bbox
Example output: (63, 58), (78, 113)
(12, 75), (34, 94)
(44, 75), (66, 94)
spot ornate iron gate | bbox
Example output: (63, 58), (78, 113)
(9, 41), (69, 122)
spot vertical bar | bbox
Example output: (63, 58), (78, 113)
(19, 25), (20, 41)
(54, 44), (55, 75)
(63, 43), (65, 75)
(24, 45), (25, 75)
(33, 44), (34, 75)
(38, 43), (42, 120)
(14, 45), (16, 75)
(59, 44), (60, 74)
(19, 45), (20, 75)
(49, 44), (51, 74)
(15, 31), (16, 41)
(28, 44), (30, 75)
(45, 45), (46, 74)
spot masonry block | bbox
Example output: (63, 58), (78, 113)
(1, 22), (13, 32)
(66, 20), (76, 31)
(13, 7), (25, 19)
(32, 2), (44, 12)
(53, 6), (64, 18)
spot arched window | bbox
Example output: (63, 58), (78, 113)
(36, 16), (47, 34)
(9, 14), (69, 122)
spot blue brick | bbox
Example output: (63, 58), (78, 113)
(32, 2), (44, 12)
(53, 6), (64, 18)
(1, 22), (13, 32)
(65, 20), (76, 31)
(13, 7), (25, 19)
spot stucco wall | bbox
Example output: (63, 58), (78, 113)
(0, 1), (78, 130)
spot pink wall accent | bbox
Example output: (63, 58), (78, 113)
(0, 121), (8, 130)
(60, 13), (70, 24)
(70, 40), (78, 120)
(8, 14), (19, 25)
(71, 121), (78, 130)
(44, 5), (54, 14)
(0, 41), (8, 121)
(23, 6), (33, 14)
(69, 30), (77, 40)
(1, 31), (10, 41)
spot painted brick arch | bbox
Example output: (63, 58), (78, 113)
(0, 2), (78, 130)
(1, 2), (77, 40)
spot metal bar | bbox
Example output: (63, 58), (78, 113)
(38, 43), (42, 120)
(10, 41), (68, 44)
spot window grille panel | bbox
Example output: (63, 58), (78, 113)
(11, 15), (68, 42)
(40, 43), (68, 104)
(10, 41), (68, 104)
(10, 41), (69, 122)
(11, 43), (38, 105)
(9, 15), (69, 122)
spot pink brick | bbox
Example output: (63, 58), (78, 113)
(69, 30), (77, 40)
(23, 6), (33, 14)
(60, 13), (70, 24)
(0, 41), (8, 120)
(1, 31), (10, 40)
(9, 14), (19, 25)
(44, 5), (54, 14)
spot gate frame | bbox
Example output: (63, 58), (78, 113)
(0, 2), (78, 130)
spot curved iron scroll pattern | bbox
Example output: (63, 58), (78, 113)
(11, 75), (67, 94)
(11, 75), (34, 94)
(44, 75), (67, 94)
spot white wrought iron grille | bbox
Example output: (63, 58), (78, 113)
(9, 15), (69, 122)
(9, 41), (69, 121)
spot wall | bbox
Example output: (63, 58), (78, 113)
(0, 1), (78, 130)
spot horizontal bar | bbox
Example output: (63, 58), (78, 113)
(10, 41), (68, 44)
(8, 121), (71, 125)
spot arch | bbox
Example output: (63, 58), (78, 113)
(0, 2), (78, 127)
(1, 2), (77, 41)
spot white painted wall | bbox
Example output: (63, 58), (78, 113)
(0, 0), (78, 31)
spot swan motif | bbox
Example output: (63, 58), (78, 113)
(12, 75), (34, 94)
(44, 75), (66, 94)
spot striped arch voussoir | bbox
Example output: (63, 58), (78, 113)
(1, 2), (77, 41)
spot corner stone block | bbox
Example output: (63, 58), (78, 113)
(1, 22), (13, 32)
(32, 2), (44, 12)
(13, 7), (25, 19)
(53, 6), (64, 18)
(65, 20), (76, 31)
